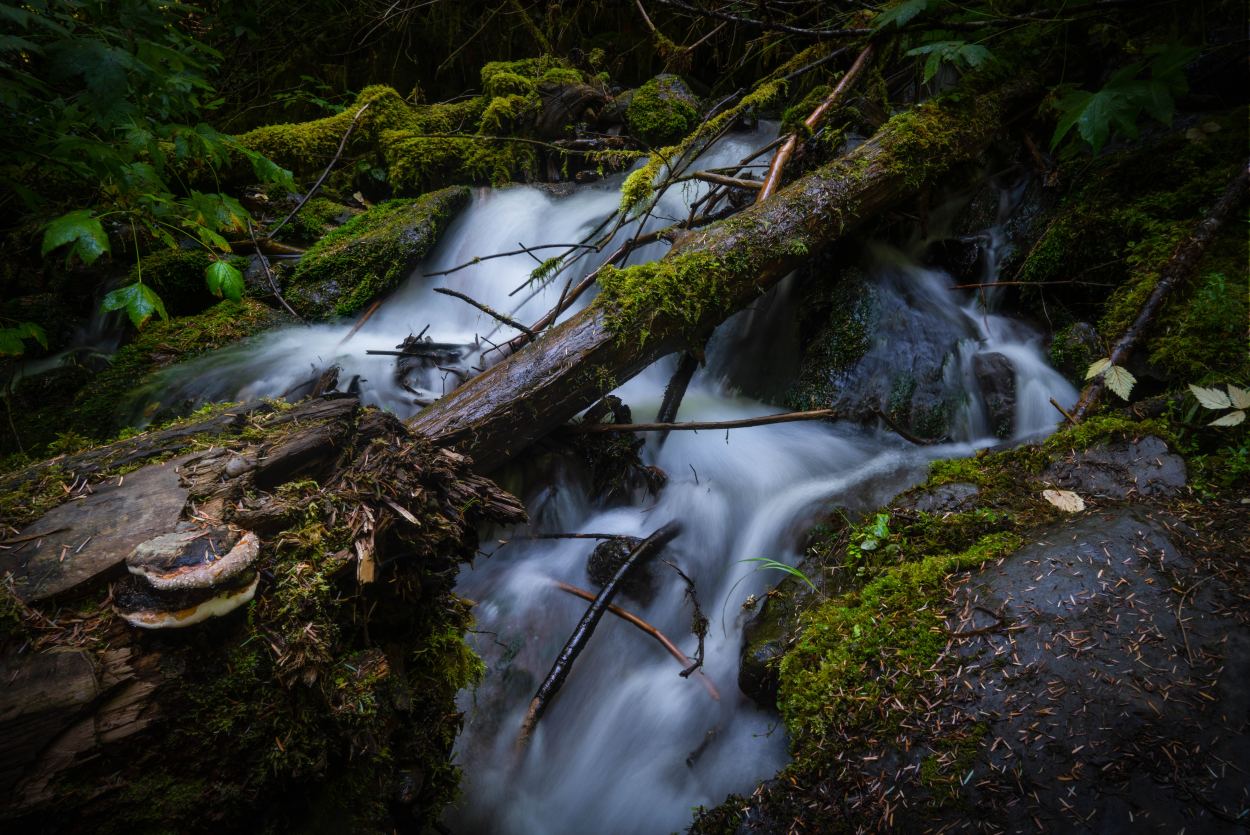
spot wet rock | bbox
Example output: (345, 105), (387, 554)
(533, 82), (608, 138)
(973, 351), (1016, 439)
(738, 577), (810, 708)
(285, 186), (470, 319)
(1042, 435), (1186, 499)
(586, 536), (655, 605)
(626, 74), (700, 146)
(922, 237), (984, 283)
(898, 482), (981, 514)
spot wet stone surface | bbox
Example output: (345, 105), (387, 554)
(1042, 435), (1186, 499)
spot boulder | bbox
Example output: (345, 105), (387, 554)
(1042, 435), (1186, 499)
(625, 74), (700, 146)
(973, 351), (1016, 438)
(285, 186), (470, 319)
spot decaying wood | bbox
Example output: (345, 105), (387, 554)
(552, 580), (719, 700)
(567, 408), (837, 434)
(1072, 160), (1249, 421)
(408, 76), (1037, 470)
(757, 43), (874, 202)
(0, 396), (526, 830)
(517, 522), (682, 748)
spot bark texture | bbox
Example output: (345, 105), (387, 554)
(408, 76), (1037, 470)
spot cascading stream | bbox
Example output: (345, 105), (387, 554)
(132, 127), (1076, 834)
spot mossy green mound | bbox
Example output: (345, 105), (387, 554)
(625, 74), (700, 147)
(285, 186), (470, 319)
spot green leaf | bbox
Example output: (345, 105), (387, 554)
(205, 260), (244, 302)
(0, 322), (46, 356)
(101, 282), (168, 328)
(741, 557), (818, 593)
(1104, 365), (1136, 401)
(874, 0), (941, 30)
(908, 41), (994, 84)
(41, 210), (111, 265)
(1209, 410), (1246, 427)
(1189, 383), (1231, 410)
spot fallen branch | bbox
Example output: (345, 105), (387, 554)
(552, 580), (718, 700)
(873, 407), (941, 445)
(517, 522), (682, 748)
(335, 299), (383, 349)
(433, 287), (536, 337)
(686, 171), (761, 190)
(566, 408), (836, 434)
(425, 243), (599, 278)
(1072, 160), (1248, 421)
(757, 44), (874, 202)
(247, 219), (304, 321)
(269, 101), (372, 239)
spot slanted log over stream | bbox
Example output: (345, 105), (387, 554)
(0, 398), (524, 833)
(408, 76), (1037, 469)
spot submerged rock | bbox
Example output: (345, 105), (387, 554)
(285, 186), (470, 319)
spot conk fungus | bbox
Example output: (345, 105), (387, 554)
(114, 528), (262, 629)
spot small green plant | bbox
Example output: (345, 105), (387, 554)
(741, 557), (818, 593)
(846, 511), (895, 565)
(1189, 383), (1249, 427)
(1050, 44), (1196, 154)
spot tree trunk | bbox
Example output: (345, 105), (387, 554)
(408, 76), (1038, 470)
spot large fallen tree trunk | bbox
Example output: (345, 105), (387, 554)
(408, 76), (1038, 470)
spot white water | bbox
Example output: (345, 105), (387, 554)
(137, 127), (1077, 834)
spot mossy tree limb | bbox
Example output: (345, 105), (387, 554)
(408, 75), (1040, 470)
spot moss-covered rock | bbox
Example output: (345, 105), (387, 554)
(70, 299), (290, 440)
(625, 74), (700, 146)
(134, 248), (251, 316)
(284, 186), (469, 319)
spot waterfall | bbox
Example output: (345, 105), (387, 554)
(132, 125), (1077, 834)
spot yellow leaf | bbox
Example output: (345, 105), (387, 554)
(1042, 489), (1086, 513)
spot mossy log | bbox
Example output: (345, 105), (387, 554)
(0, 397), (525, 833)
(408, 76), (1038, 470)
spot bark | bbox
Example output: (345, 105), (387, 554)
(1072, 160), (1249, 421)
(408, 76), (1038, 470)
(0, 397), (525, 833)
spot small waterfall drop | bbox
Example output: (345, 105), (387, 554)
(131, 127), (1077, 834)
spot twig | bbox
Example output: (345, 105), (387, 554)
(757, 43), (875, 203)
(552, 580), (718, 700)
(1049, 397), (1076, 425)
(433, 288), (536, 337)
(660, 559), (709, 678)
(873, 407), (941, 445)
(652, 0), (872, 38)
(269, 101), (372, 239)
(425, 243), (600, 278)
(247, 219), (304, 321)
(1072, 161), (1249, 421)
(517, 522), (682, 748)
(335, 299), (383, 348)
(686, 171), (762, 190)
(566, 409), (837, 434)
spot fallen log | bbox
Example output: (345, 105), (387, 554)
(517, 521), (682, 748)
(1072, 160), (1249, 421)
(408, 75), (1038, 470)
(0, 397), (525, 833)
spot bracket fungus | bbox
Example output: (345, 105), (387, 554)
(115, 528), (261, 629)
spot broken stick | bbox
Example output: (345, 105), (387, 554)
(517, 521), (682, 748)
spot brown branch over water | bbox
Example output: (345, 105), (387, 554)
(552, 580), (719, 700)
(517, 522), (682, 749)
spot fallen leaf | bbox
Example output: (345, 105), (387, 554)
(1043, 489), (1086, 513)
(1189, 383), (1231, 410)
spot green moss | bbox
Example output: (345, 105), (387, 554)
(779, 531), (1021, 752)
(483, 71), (536, 99)
(286, 186), (469, 318)
(595, 251), (735, 344)
(539, 67), (584, 86)
(626, 75), (699, 146)
(68, 300), (287, 440)
(279, 197), (358, 244)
